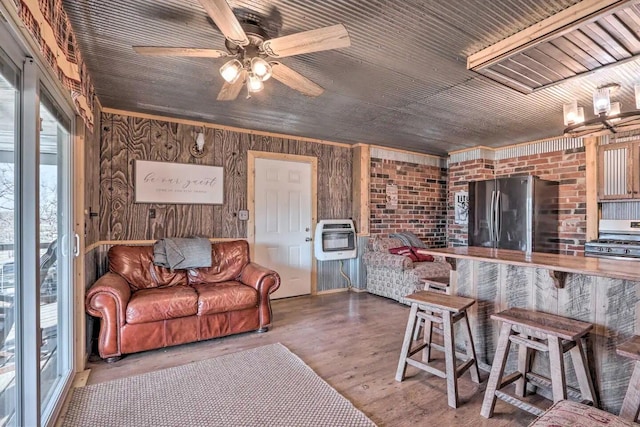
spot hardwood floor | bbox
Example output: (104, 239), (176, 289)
(85, 292), (537, 426)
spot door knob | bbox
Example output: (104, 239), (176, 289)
(305, 237), (312, 242)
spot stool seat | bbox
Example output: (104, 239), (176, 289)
(420, 277), (450, 292)
(405, 290), (474, 313)
(530, 400), (634, 427)
(616, 335), (640, 422)
(491, 308), (592, 341)
(397, 291), (480, 409)
(616, 335), (640, 361)
(481, 308), (597, 419)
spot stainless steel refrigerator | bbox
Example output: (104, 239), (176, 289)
(468, 176), (558, 253)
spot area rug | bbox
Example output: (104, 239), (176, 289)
(63, 343), (376, 426)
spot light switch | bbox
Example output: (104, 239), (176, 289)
(238, 210), (249, 221)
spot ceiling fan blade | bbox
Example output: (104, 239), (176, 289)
(198, 0), (249, 46)
(133, 47), (229, 58)
(270, 62), (324, 97)
(262, 24), (350, 58)
(216, 71), (246, 101)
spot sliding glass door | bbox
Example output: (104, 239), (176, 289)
(0, 45), (19, 427)
(39, 90), (72, 420)
(0, 18), (75, 427)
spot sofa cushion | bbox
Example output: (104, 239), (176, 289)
(109, 245), (187, 291)
(126, 286), (198, 324)
(413, 261), (451, 279)
(389, 246), (418, 261)
(193, 281), (258, 315)
(188, 240), (250, 285)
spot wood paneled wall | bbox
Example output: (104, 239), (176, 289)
(98, 112), (352, 241)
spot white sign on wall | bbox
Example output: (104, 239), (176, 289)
(454, 191), (469, 225)
(134, 160), (224, 204)
(386, 184), (398, 209)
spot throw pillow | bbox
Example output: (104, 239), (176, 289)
(389, 246), (418, 262)
(412, 247), (434, 262)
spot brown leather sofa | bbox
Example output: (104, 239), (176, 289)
(86, 240), (280, 361)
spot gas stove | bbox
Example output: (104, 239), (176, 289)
(584, 220), (640, 260)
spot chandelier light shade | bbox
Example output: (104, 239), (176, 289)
(592, 87), (611, 116)
(251, 57), (272, 81)
(563, 100), (584, 126)
(563, 82), (640, 137)
(220, 59), (243, 83)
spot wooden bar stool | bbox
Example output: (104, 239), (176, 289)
(421, 276), (450, 293)
(481, 308), (598, 418)
(413, 276), (451, 341)
(396, 290), (480, 409)
(616, 335), (640, 422)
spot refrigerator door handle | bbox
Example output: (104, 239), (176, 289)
(489, 190), (495, 243)
(495, 190), (501, 243)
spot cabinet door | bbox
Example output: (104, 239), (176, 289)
(598, 142), (633, 200)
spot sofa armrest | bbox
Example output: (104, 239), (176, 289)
(363, 252), (413, 271)
(239, 263), (280, 329)
(85, 272), (131, 358)
(239, 262), (281, 296)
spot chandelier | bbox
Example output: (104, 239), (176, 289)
(563, 83), (640, 137)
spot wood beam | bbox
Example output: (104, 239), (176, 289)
(585, 136), (599, 242)
(468, 0), (632, 70)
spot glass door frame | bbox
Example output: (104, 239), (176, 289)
(0, 10), (77, 427)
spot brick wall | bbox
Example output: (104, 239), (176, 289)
(370, 158), (447, 247)
(446, 147), (586, 255)
(447, 159), (495, 246)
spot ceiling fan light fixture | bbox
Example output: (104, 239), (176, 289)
(220, 59), (243, 83)
(247, 72), (264, 92)
(251, 57), (272, 81)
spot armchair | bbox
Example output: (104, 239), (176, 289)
(363, 237), (451, 304)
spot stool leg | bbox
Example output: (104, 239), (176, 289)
(442, 310), (458, 409)
(481, 322), (513, 419)
(620, 360), (640, 422)
(422, 315), (434, 363)
(515, 336), (533, 397)
(396, 303), (419, 382)
(547, 335), (567, 403)
(569, 337), (598, 407)
(461, 312), (480, 383)
(413, 317), (423, 341)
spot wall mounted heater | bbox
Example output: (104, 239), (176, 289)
(314, 219), (357, 261)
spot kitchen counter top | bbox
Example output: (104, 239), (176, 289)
(419, 246), (639, 283)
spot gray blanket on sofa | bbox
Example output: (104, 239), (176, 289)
(153, 237), (212, 270)
(389, 232), (427, 248)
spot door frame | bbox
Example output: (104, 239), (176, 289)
(247, 150), (318, 295)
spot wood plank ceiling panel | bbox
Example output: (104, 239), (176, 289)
(470, 3), (640, 94)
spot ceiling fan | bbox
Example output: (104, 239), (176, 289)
(133, 0), (351, 101)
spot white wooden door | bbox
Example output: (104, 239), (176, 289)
(254, 158), (313, 299)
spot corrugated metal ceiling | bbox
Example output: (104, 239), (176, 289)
(62, 0), (640, 155)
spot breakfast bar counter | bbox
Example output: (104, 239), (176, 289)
(421, 246), (639, 284)
(418, 246), (640, 414)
